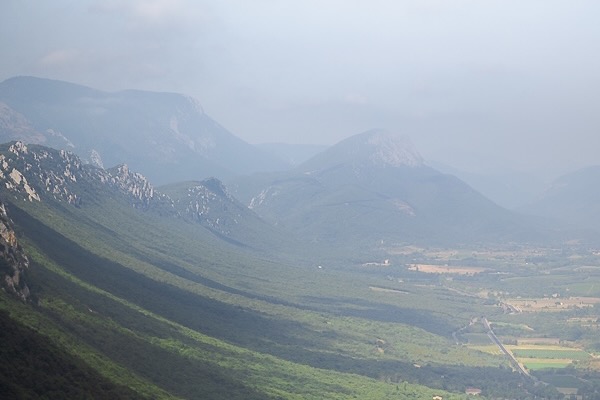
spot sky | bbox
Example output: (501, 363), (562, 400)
(1, 0), (600, 179)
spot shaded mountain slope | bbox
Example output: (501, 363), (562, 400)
(0, 309), (148, 400)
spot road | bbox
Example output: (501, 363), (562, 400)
(483, 318), (530, 377)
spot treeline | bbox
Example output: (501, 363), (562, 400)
(534, 368), (600, 400)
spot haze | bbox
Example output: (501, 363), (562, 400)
(2, 0), (599, 179)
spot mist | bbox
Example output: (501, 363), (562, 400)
(1, 0), (600, 179)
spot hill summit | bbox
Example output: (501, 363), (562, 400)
(300, 129), (423, 171)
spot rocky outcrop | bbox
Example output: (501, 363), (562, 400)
(0, 141), (169, 211)
(165, 178), (246, 235)
(0, 200), (30, 301)
(0, 141), (251, 238)
(106, 164), (156, 209)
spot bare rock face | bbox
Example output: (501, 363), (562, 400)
(0, 201), (30, 301)
(0, 141), (168, 211)
(106, 164), (156, 209)
(173, 178), (242, 235)
(298, 129), (424, 174)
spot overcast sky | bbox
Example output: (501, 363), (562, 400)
(1, 0), (599, 178)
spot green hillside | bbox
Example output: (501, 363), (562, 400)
(0, 197), (495, 399)
(0, 142), (559, 399)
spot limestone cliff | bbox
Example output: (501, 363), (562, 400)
(0, 200), (30, 301)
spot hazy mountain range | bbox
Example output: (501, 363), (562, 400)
(231, 129), (566, 247)
(520, 166), (600, 231)
(0, 76), (598, 246)
(0, 76), (288, 184)
(0, 76), (599, 399)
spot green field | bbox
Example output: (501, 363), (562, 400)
(522, 359), (574, 370)
(467, 344), (503, 356)
(506, 346), (591, 371)
(511, 348), (590, 360)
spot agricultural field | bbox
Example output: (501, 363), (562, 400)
(504, 297), (600, 312)
(507, 345), (591, 371)
(517, 337), (562, 346)
(466, 344), (503, 356)
(407, 264), (487, 275)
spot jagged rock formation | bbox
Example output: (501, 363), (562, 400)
(106, 164), (157, 210)
(0, 141), (258, 239)
(0, 141), (165, 209)
(162, 178), (251, 236)
(0, 200), (30, 301)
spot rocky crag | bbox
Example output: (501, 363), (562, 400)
(0, 200), (30, 301)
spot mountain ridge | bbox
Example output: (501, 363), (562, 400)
(0, 76), (287, 184)
(0, 141), (272, 247)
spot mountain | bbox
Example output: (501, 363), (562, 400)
(300, 129), (424, 170)
(0, 76), (287, 184)
(232, 129), (551, 249)
(429, 161), (547, 210)
(158, 178), (284, 247)
(0, 141), (286, 252)
(0, 141), (165, 209)
(0, 140), (535, 399)
(520, 165), (600, 231)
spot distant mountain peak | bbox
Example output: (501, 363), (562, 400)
(360, 129), (424, 168)
(299, 129), (424, 172)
